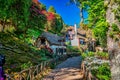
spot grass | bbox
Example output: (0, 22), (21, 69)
(0, 33), (51, 74)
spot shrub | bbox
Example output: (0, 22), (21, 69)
(109, 31), (114, 38)
(112, 23), (119, 32)
(81, 53), (87, 59)
(49, 63), (55, 69)
(96, 52), (109, 59)
(81, 52), (95, 59)
(87, 52), (94, 57)
(91, 64), (111, 80)
(67, 46), (81, 52)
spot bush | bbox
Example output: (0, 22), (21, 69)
(109, 31), (114, 38)
(91, 64), (111, 80)
(112, 23), (119, 32)
(81, 52), (95, 59)
(96, 52), (109, 59)
(81, 53), (87, 59)
(49, 63), (55, 69)
(67, 46), (81, 52)
(88, 52), (94, 57)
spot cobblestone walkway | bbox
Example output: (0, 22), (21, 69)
(42, 56), (83, 80)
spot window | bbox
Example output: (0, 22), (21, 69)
(80, 39), (84, 44)
(41, 38), (46, 45)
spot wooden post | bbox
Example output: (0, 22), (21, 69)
(29, 68), (33, 80)
(40, 62), (43, 72)
(36, 65), (39, 75)
(19, 73), (22, 80)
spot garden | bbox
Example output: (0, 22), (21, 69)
(81, 51), (111, 80)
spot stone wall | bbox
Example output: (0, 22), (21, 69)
(106, 0), (120, 79)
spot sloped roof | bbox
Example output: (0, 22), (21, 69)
(77, 29), (86, 35)
(77, 35), (86, 40)
(40, 32), (64, 45)
(77, 29), (87, 40)
(67, 26), (74, 31)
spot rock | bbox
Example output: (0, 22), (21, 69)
(106, 0), (120, 79)
(83, 57), (110, 71)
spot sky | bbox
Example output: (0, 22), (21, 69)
(39, 0), (88, 26)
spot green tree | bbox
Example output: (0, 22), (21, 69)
(0, 0), (13, 32)
(54, 14), (63, 33)
(48, 6), (56, 13)
(72, 0), (108, 47)
(40, 3), (46, 10)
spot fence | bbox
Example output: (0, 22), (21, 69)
(6, 52), (80, 80)
(81, 62), (98, 80)
(6, 52), (79, 80)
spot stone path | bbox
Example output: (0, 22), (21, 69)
(42, 56), (83, 80)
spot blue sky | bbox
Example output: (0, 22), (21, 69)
(39, 0), (88, 26)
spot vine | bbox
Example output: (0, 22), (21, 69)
(83, 0), (108, 47)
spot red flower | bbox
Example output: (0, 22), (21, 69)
(41, 10), (47, 14)
(47, 12), (55, 21)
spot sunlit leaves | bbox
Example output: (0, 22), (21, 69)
(48, 6), (56, 13)
(79, 0), (108, 47)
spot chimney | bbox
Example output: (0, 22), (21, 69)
(74, 24), (77, 39)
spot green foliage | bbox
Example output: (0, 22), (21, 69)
(91, 64), (111, 80)
(112, 23), (119, 32)
(0, 0), (65, 74)
(87, 51), (94, 57)
(67, 46), (81, 52)
(12, 0), (32, 31)
(0, 33), (52, 73)
(25, 29), (42, 45)
(109, 31), (114, 38)
(21, 61), (33, 70)
(96, 52), (109, 59)
(40, 49), (53, 59)
(77, 0), (108, 47)
(50, 63), (56, 69)
(54, 14), (64, 33)
(112, 0), (120, 23)
(81, 52), (94, 59)
(48, 6), (56, 13)
(81, 53), (87, 59)
(46, 13), (64, 34)
(82, 51), (109, 60)
(0, 0), (13, 19)
(65, 41), (71, 45)
(109, 24), (120, 39)
(40, 3), (46, 10)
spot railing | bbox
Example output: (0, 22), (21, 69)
(6, 52), (80, 80)
(81, 62), (98, 80)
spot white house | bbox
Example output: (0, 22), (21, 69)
(66, 24), (87, 46)
(35, 32), (66, 55)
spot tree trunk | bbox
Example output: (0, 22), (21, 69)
(73, 0), (84, 23)
(80, 6), (84, 23)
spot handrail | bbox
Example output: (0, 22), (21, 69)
(81, 61), (98, 80)
(6, 53), (79, 80)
